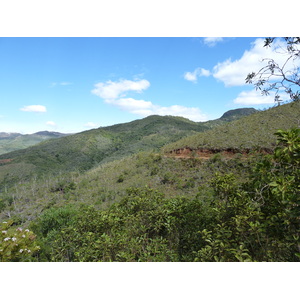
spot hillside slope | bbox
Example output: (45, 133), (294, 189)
(0, 110), (256, 186)
(0, 115), (207, 184)
(163, 101), (300, 153)
(0, 131), (68, 155)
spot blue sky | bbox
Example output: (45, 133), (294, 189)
(0, 37), (292, 133)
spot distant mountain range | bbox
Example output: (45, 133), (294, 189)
(0, 131), (69, 155)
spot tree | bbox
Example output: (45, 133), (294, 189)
(246, 37), (300, 105)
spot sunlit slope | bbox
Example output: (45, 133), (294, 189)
(0, 131), (68, 155)
(0, 115), (209, 183)
(0, 110), (258, 185)
(163, 101), (300, 153)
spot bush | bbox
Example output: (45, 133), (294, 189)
(29, 205), (78, 261)
(43, 187), (213, 262)
(0, 220), (40, 262)
(194, 129), (300, 262)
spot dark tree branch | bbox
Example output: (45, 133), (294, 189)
(246, 37), (300, 104)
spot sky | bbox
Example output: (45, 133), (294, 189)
(0, 36), (297, 134)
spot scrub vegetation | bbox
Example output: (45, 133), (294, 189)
(0, 37), (299, 262)
(0, 101), (299, 262)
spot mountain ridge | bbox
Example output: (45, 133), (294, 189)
(163, 101), (300, 153)
(0, 131), (69, 155)
(0, 108), (258, 185)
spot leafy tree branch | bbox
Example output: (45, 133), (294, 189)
(246, 37), (300, 104)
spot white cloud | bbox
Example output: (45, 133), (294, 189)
(91, 79), (150, 100)
(104, 97), (207, 121)
(203, 37), (224, 47)
(151, 105), (207, 122)
(46, 121), (56, 126)
(105, 98), (153, 115)
(212, 38), (296, 87)
(92, 79), (207, 122)
(20, 105), (47, 113)
(184, 68), (211, 83)
(233, 89), (290, 105)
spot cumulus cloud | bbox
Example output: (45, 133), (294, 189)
(212, 38), (296, 87)
(46, 121), (56, 127)
(105, 98), (153, 115)
(152, 105), (207, 122)
(203, 37), (224, 47)
(233, 89), (290, 105)
(184, 68), (211, 83)
(92, 79), (207, 122)
(91, 79), (150, 99)
(105, 98), (207, 121)
(20, 105), (47, 113)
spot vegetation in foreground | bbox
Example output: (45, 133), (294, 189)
(1, 128), (299, 262)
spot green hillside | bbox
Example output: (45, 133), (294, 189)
(0, 111), (254, 186)
(0, 103), (295, 223)
(0, 131), (68, 155)
(0, 149), (253, 226)
(163, 101), (300, 153)
(0, 102), (299, 262)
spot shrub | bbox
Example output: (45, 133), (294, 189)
(194, 129), (300, 262)
(29, 205), (78, 261)
(0, 220), (40, 262)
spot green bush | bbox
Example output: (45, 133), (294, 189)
(29, 205), (78, 261)
(0, 220), (40, 262)
(194, 129), (300, 262)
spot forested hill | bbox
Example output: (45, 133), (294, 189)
(219, 107), (257, 121)
(0, 109), (256, 185)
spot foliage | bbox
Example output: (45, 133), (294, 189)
(35, 187), (213, 262)
(194, 128), (300, 261)
(246, 37), (300, 104)
(0, 103), (299, 262)
(0, 219), (40, 261)
(50, 179), (77, 194)
(26, 129), (299, 262)
(0, 111), (256, 187)
(29, 205), (78, 261)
